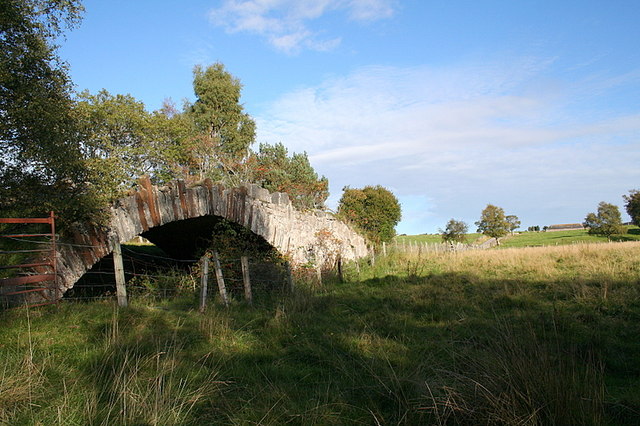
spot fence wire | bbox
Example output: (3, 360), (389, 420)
(2, 227), (295, 309)
(59, 244), (292, 306)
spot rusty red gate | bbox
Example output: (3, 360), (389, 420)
(0, 211), (58, 308)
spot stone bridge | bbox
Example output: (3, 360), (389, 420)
(30, 178), (368, 300)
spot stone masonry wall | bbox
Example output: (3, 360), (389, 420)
(51, 178), (368, 298)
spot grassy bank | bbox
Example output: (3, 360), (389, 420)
(1, 242), (639, 424)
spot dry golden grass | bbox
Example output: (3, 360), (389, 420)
(418, 241), (640, 282)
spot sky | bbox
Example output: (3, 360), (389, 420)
(59, 0), (640, 234)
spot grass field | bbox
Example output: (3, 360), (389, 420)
(396, 226), (640, 248)
(500, 226), (640, 248)
(1, 242), (640, 424)
(395, 232), (486, 245)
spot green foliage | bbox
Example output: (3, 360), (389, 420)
(337, 185), (401, 245)
(73, 90), (193, 198)
(202, 218), (286, 295)
(250, 142), (329, 209)
(624, 189), (640, 227)
(440, 218), (468, 243)
(185, 63), (256, 180)
(2, 9), (326, 227)
(0, 0), (108, 226)
(205, 217), (281, 263)
(583, 201), (625, 239)
(75, 90), (156, 199)
(505, 214), (521, 234)
(475, 204), (510, 242)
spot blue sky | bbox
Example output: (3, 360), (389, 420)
(59, 0), (640, 234)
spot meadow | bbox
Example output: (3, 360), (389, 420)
(395, 226), (640, 248)
(1, 241), (639, 424)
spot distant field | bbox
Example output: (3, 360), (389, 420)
(395, 232), (485, 245)
(501, 226), (640, 248)
(396, 226), (640, 248)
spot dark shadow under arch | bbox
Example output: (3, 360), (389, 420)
(141, 215), (278, 261)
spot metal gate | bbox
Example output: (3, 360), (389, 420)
(0, 212), (58, 308)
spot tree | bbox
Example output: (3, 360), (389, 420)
(73, 90), (189, 199)
(623, 189), (640, 227)
(337, 186), (401, 245)
(475, 204), (510, 244)
(0, 0), (106, 225)
(440, 219), (468, 243)
(72, 66), (330, 214)
(74, 90), (155, 199)
(249, 142), (328, 210)
(184, 63), (256, 181)
(583, 202), (625, 239)
(506, 215), (521, 234)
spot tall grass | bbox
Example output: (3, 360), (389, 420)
(0, 241), (639, 424)
(0, 304), (222, 425)
(421, 320), (605, 425)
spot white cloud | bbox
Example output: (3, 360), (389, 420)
(255, 59), (640, 232)
(347, 0), (395, 21)
(208, 0), (396, 53)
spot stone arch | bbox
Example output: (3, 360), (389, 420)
(52, 177), (368, 298)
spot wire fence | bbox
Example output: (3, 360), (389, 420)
(387, 238), (498, 255)
(1, 227), (295, 310)
(65, 247), (293, 307)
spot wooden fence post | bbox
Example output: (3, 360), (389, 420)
(241, 256), (252, 305)
(285, 261), (294, 293)
(112, 239), (128, 308)
(212, 252), (229, 307)
(199, 255), (209, 313)
(382, 242), (387, 257)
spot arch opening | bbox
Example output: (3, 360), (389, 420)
(140, 215), (280, 261)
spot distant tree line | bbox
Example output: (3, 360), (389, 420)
(438, 205), (520, 245)
(437, 188), (640, 246)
